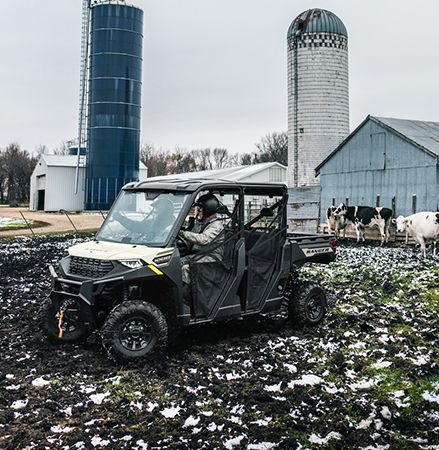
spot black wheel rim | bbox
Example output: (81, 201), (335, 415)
(120, 317), (153, 351)
(55, 299), (82, 334)
(306, 294), (324, 321)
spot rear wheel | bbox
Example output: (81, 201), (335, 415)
(40, 297), (94, 343)
(288, 282), (327, 326)
(102, 301), (167, 362)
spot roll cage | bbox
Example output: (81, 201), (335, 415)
(101, 179), (289, 247)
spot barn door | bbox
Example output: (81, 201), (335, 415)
(371, 132), (386, 170)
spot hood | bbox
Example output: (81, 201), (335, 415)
(68, 240), (174, 264)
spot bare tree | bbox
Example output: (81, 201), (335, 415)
(140, 143), (171, 177)
(35, 144), (49, 156)
(254, 131), (288, 166)
(53, 140), (69, 155)
(213, 148), (229, 169)
(0, 143), (37, 205)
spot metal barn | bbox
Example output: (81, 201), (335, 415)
(316, 115), (439, 220)
(30, 155), (148, 212)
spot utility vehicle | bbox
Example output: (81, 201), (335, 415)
(41, 180), (336, 362)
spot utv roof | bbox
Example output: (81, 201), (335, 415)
(123, 178), (287, 193)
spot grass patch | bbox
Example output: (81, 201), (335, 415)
(0, 220), (49, 231)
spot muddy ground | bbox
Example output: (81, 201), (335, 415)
(0, 235), (438, 449)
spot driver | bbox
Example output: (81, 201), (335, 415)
(113, 196), (175, 238)
(179, 193), (224, 300)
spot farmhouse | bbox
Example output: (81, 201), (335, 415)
(316, 115), (439, 222)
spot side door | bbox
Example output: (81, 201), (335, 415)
(188, 188), (245, 320)
(242, 189), (287, 312)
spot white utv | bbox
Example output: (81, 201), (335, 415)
(41, 180), (336, 362)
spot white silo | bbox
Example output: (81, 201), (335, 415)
(287, 8), (349, 187)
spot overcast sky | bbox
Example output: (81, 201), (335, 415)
(1, 0), (438, 155)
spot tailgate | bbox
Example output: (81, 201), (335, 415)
(287, 232), (336, 265)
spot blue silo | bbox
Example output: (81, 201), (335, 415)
(85, 1), (143, 210)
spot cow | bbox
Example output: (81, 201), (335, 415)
(393, 212), (439, 257)
(333, 203), (392, 246)
(326, 206), (347, 238)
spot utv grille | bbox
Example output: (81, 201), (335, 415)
(69, 257), (114, 279)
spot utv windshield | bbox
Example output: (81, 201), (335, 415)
(96, 190), (190, 246)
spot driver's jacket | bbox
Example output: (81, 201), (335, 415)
(180, 218), (224, 260)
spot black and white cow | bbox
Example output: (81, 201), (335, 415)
(326, 206), (347, 238)
(333, 203), (392, 246)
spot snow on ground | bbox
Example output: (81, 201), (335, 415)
(0, 235), (438, 449)
(0, 217), (35, 228)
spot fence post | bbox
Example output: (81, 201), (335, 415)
(19, 211), (35, 236)
(376, 194), (380, 207)
(60, 209), (78, 234)
(412, 194), (417, 214)
(391, 196), (396, 218)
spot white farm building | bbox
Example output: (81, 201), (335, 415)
(30, 155), (148, 212)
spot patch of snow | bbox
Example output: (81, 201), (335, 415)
(410, 355), (430, 366)
(133, 440), (148, 450)
(421, 391), (439, 404)
(32, 377), (51, 387)
(288, 374), (323, 388)
(91, 436), (110, 447)
(247, 443), (276, 450)
(224, 435), (245, 449)
(11, 399), (28, 410)
(349, 379), (378, 391)
(183, 416), (200, 428)
(380, 406), (392, 419)
(283, 363), (297, 373)
(89, 392), (110, 405)
(308, 431), (342, 445)
(250, 417), (272, 427)
(371, 360), (392, 369)
(51, 425), (73, 433)
(160, 405), (181, 418)
(264, 382), (282, 393)
(146, 402), (158, 412)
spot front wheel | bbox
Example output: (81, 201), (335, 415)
(288, 282), (327, 326)
(101, 301), (168, 362)
(40, 297), (94, 343)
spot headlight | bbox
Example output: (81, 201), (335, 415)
(152, 254), (172, 266)
(119, 259), (143, 269)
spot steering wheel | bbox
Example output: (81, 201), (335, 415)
(176, 234), (190, 255)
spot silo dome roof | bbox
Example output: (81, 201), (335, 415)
(288, 8), (347, 38)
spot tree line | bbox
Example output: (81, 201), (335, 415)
(0, 144), (38, 205)
(0, 131), (287, 205)
(141, 131), (287, 177)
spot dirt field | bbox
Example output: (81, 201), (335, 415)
(0, 208), (103, 237)
(0, 235), (438, 449)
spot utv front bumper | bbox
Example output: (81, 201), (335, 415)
(49, 264), (124, 305)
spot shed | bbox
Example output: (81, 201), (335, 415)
(316, 115), (439, 220)
(30, 155), (148, 212)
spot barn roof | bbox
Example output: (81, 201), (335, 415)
(40, 154), (147, 170)
(315, 115), (439, 174)
(145, 162), (286, 183)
